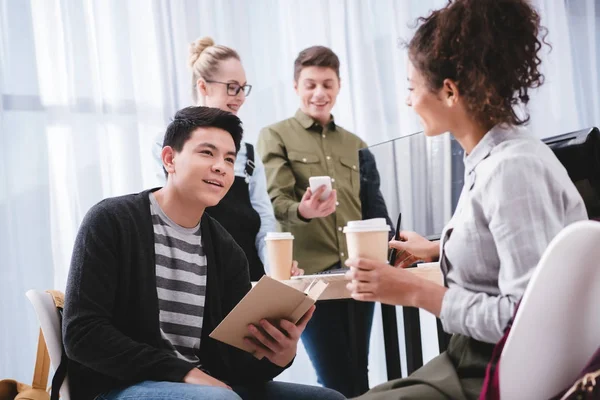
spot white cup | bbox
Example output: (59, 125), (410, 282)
(265, 232), (294, 280)
(343, 218), (390, 262)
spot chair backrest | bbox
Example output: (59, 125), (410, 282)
(25, 290), (70, 400)
(543, 127), (600, 220)
(499, 221), (600, 399)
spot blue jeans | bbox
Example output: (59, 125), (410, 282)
(301, 298), (375, 397)
(97, 380), (346, 400)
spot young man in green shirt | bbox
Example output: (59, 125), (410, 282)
(257, 46), (373, 397)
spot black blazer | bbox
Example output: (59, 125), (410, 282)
(359, 149), (395, 238)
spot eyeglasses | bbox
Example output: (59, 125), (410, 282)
(205, 80), (252, 97)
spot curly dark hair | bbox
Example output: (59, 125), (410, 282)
(408, 0), (549, 127)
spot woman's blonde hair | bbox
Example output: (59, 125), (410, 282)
(189, 36), (240, 104)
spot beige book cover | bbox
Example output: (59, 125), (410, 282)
(209, 275), (329, 355)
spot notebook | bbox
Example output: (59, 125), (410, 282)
(209, 275), (329, 355)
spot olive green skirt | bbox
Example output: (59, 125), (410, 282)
(353, 335), (495, 400)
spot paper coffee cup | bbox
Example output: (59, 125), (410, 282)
(343, 218), (390, 263)
(265, 232), (294, 280)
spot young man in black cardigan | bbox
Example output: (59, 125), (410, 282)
(62, 106), (345, 400)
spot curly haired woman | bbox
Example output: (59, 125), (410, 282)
(346, 1), (587, 399)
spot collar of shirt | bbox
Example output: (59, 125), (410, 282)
(294, 108), (337, 132)
(463, 124), (522, 175)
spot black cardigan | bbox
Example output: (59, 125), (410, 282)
(63, 189), (285, 400)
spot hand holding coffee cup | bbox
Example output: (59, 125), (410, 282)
(291, 260), (304, 277)
(298, 182), (337, 220)
(344, 219), (391, 300)
(265, 232), (295, 280)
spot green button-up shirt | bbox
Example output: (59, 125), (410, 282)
(257, 109), (367, 275)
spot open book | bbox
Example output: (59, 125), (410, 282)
(209, 275), (329, 355)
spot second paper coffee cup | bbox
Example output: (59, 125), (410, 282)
(265, 232), (294, 280)
(343, 218), (390, 262)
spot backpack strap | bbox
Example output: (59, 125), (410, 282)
(244, 143), (255, 180)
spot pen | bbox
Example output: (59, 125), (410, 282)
(388, 212), (402, 266)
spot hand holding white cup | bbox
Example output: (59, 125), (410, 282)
(343, 219), (391, 300)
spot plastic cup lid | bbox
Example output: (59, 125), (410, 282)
(343, 218), (390, 233)
(265, 232), (294, 240)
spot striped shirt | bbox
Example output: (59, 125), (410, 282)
(149, 193), (207, 364)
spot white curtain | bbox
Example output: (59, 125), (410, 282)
(1, 0), (598, 388)
(527, 0), (600, 138)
